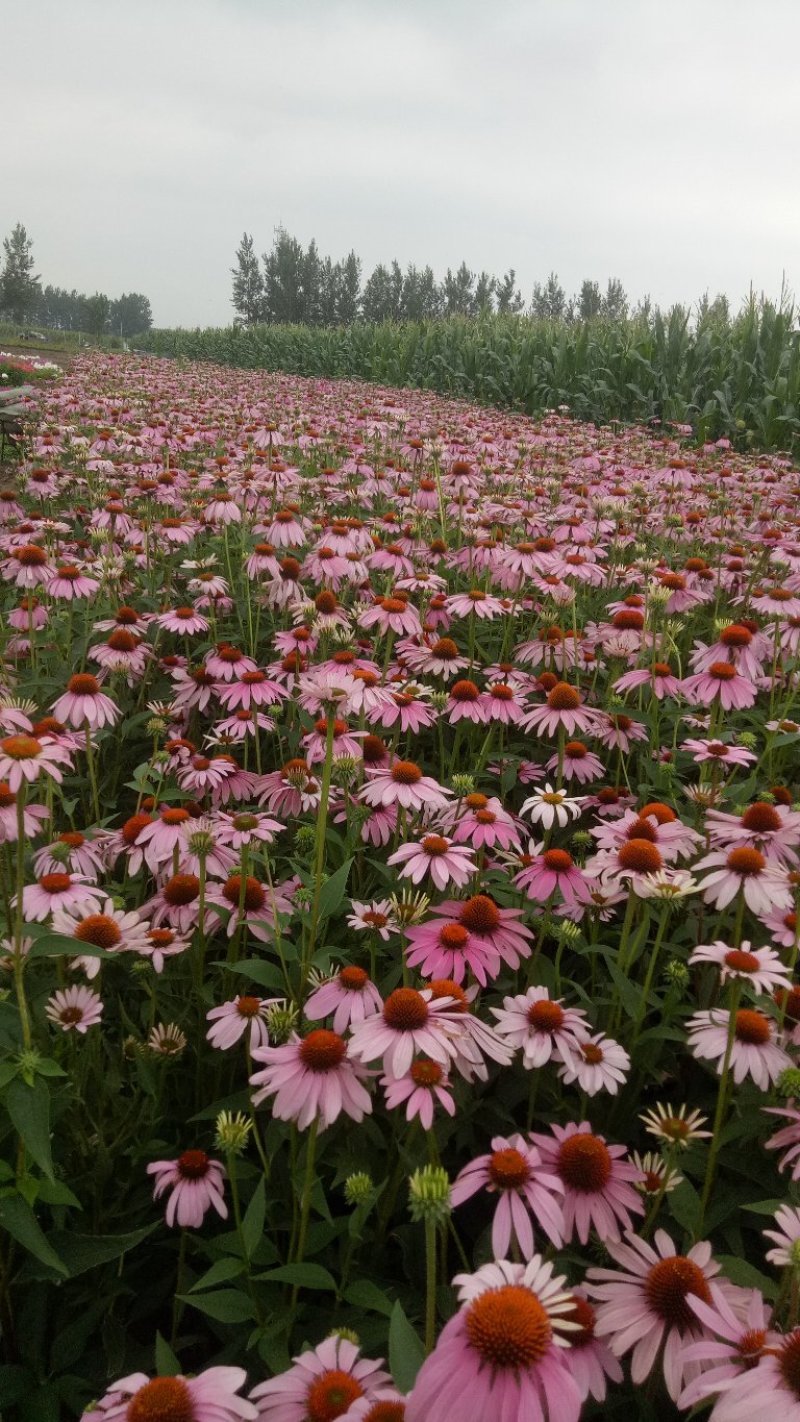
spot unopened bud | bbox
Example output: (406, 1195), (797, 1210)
(409, 1165), (452, 1225)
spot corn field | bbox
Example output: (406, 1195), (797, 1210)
(137, 297), (800, 453)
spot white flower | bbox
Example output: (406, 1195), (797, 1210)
(519, 783), (584, 830)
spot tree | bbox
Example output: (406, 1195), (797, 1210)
(302, 240), (323, 325)
(495, 269), (524, 315)
(577, 279), (602, 321)
(442, 262), (475, 316)
(0, 223), (40, 325)
(361, 264), (393, 323)
(80, 292), (111, 337)
(601, 278), (628, 321)
(262, 227), (305, 324)
(473, 271), (495, 314)
(231, 233), (264, 326)
(110, 293), (153, 337)
(531, 272), (566, 320)
(337, 251), (362, 324)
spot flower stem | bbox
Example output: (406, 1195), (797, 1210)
(424, 1216), (437, 1354)
(698, 981), (742, 1236)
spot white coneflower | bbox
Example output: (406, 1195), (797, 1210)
(147, 1023), (188, 1056)
(639, 1102), (711, 1150)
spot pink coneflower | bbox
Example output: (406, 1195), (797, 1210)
(425, 977), (514, 1081)
(368, 686), (435, 734)
(21, 872), (101, 922)
(545, 738), (605, 784)
(138, 926), (189, 973)
(388, 834), (476, 890)
(406, 896), (532, 986)
(305, 966), (383, 1032)
(348, 987), (458, 1077)
(482, 681), (526, 724)
(216, 809), (283, 850)
(690, 623), (767, 680)
(682, 662), (757, 709)
(490, 987), (591, 1068)
(249, 1336), (391, 1422)
(452, 1135), (564, 1256)
(46, 564), (100, 601)
(136, 806), (195, 870)
(558, 1033), (630, 1096)
(763, 1204), (800, 1266)
(303, 716), (364, 766)
(258, 758), (321, 817)
(207, 873), (284, 943)
(446, 588), (505, 620)
(170, 665), (218, 714)
(0, 782), (49, 842)
(2, 543), (51, 587)
(530, 1122), (644, 1244)
(586, 1228), (729, 1402)
(45, 984), (103, 1033)
(592, 711), (649, 753)
(359, 760), (451, 813)
(346, 899), (398, 940)
(682, 1325), (800, 1416)
(764, 1101), (800, 1179)
(147, 1150), (227, 1228)
(519, 783), (584, 830)
(406, 1255), (582, 1422)
(614, 663), (681, 699)
(695, 846), (793, 913)
(81, 1367), (257, 1422)
(446, 678), (488, 725)
(52, 673), (120, 729)
(177, 753), (236, 796)
(681, 736), (757, 767)
(381, 1058), (456, 1129)
(559, 1291), (623, 1404)
(53, 895), (150, 974)
(689, 939), (791, 993)
(514, 846), (593, 907)
(686, 1008), (791, 1088)
(401, 635), (470, 679)
(448, 793), (521, 852)
(518, 681), (596, 738)
(206, 996), (277, 1051)
(147, 873), (209, 934)
(337, 1387), (407, 1421)
(359, 595), (422, 637)
(216, 670), (284, 711)
(157, 605), (210, 635)
(249, 1029), (372, 1130)
(0, 732), (72, 789)
(705, 801), (800, 867)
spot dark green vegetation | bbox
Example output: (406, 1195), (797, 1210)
(0, 223), (152, 337)
(139, 297), (800, 453)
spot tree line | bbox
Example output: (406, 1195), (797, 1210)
(0, 223), (153, 338)
(231, 227), (639, 327)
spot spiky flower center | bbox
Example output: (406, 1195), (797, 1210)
(581, 1042), (604, 1064)
(542, 848), (573, 873)
(162, 808), (190, 826)
(644, 1256), (711, 1327)
(162, 874), (200, 906)
(223, 875), (266, 912)
(306, 1369), (364, 1421)
(299, 1029), (347, 1072)
(411, 1059), (443, 1087)
(122, 812), (154, 844)
(431, 638), (458, 659)
(383, 988), (428, 1030)
(727, 847), (766, 875)
(450, 679), (479, 702)
(734, 1009), (771, 1044)
(547, 682), (581, 710)
(67, 673), (100, 696)
(177, 1150), (209, 1180)
(465, 1285), (552, 1368)
(390, 761), (422, 785)
(127, 1375), (193, 1422)
(527, 999), (565, 1032)
(720, 624), (752, 646)
(39, 872), (72, 893)
(362, 910), (388, 928)
(1, 734), (42, 760)
(489, 1147), (531, 1190)
(74, 914), (122, 949)
(363, 1403), (405, 1422)
(741, 802), (781, 833)
(421, 835), (450, 856)
(439, 923), (470, 951)
(236, 996), (261, 1018)
(724, 949), (761, 974)
(618, 839), (663, 873)
(561, 1294), (596, 1347)
(708, 661), (737, 681)
(557, 1133), (612, 1192)
(459, 895), (501, 933)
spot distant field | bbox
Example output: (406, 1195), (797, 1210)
(138, 301), (800, 454)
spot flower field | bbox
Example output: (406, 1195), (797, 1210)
(1, 351), (800, 1420)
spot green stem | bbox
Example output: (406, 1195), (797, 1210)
(291, 1117), (319, 1307)
(85, 724), (100, 824)
(424, 1216), (437, 1354)
(698, 981), (742, 1236)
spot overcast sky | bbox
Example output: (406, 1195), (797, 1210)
(5, 0), (799, 328)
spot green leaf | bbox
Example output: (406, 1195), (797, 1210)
(389, 1300), (425, 1392)
(342, 1279), (395, 1316)
(717, 1255), (778, 1300)
(178, 1288), (256, 1323)
(155, 1332), (181, 1376)
(257, 1262), (336, 1291)
(0, 1366), (29, 1407)
(4, 1077), (54, 1180)
(604, 958), (641, 1020)
(667, 1179), (701, 1236)
(0, 1194), (67, 1275)
(317, 857), (353, 921)
(189, 1257), (245, 1291)
(26, 934), (108, 960)
(743, 1198), (785, 1215)
(0, 1061), (18, 1090)
(224, 959), (286, 992)
(241, 1177), (266, 1258)
(48, 1225), (156, 1276)
(34, 1178), (81, 1209)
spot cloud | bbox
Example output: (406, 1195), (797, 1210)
(4, 0), (798, 325)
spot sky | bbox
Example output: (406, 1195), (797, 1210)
(5, 0), (800, 328)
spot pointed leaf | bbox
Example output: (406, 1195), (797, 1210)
(389, 1300), (425, 1392)
(5, 1077), (53, 1180)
